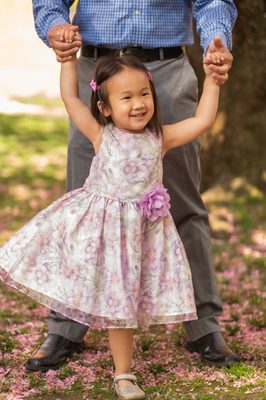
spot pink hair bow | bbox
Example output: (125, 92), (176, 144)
(90, 79), (100, 92)
(147, 71), (153, 81)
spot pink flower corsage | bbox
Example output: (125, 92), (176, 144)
(138, 185), (170, 222)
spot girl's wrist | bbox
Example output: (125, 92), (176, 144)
(205, 74), (213, 81)
(64, 56), (77, 66)
(204, 75), (218, 86)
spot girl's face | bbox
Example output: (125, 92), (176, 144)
(100, 67), (155, 133)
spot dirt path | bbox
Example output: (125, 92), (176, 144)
(0, 0), (60, 100)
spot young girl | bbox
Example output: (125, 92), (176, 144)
(0, 28), (220, 399)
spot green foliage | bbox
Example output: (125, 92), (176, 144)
(248, 314), (266, 330)
(0, 330), (18, 352)
(57, 365), (76, 380)
(139, 335), (154, 351)
(0, 113), (67, 238)
(225, 324), (241, 337)
(244, 255), (266, 272)
(28, 374), (47, 389)
(11, 95), (63, 108)
(225, 364), (255, 379)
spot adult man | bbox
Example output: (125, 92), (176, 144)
(27, 0), (239, 372)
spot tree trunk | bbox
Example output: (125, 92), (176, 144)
(188, 0), (266, 192)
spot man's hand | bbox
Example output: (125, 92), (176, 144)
(48, 23), (82, 63)
(204, 36), (233, 85)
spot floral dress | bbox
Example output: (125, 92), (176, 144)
(0, 124), (197, 328)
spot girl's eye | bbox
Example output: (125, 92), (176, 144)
(142, 92), (149, 96)
(121, 96), (130, 100)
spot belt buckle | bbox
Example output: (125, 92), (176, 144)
(119, 46), (143, 58)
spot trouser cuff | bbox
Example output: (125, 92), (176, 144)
(48, 318), (88, 343)
(184, 315), (221, 342)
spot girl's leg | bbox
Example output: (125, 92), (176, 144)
(108, 328), (134, 386)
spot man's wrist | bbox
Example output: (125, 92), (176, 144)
(204, 32), (228, 55)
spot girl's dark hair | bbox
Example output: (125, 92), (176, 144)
(90, 52), (162, 136)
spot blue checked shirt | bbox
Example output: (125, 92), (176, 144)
(33, 0), (237, 52)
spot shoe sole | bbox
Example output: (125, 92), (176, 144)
(202, 358), (241, 367)
(25, 342), (85, 373)
(25, 362), (63, 373)
(186, 343), (241, 367)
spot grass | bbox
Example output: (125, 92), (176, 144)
(0, 113), (68, 243)
(0, 330), (18, 353)
(0, 112), (266, 399)
(10, 95), (64, 109)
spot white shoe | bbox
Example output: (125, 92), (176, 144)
(114, 373), (146, 400)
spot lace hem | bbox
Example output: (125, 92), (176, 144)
(0, 267), (197, 329)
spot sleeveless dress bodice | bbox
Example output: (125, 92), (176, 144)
(84, 124), (162, 201)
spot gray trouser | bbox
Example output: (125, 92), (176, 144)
(48, 53), (223, 342)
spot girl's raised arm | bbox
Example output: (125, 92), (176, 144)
(162, 68), (220, 154)
(60, 57), (101, 148)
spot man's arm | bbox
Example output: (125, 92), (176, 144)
(192, 0), (238, 52)
(33, 1), (81, 62)
(193, 1), (238, 85)
(32, 0), (75, 45)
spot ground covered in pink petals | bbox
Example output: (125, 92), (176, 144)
(0, 115), (266, 400)
(0, 175), (265, 399)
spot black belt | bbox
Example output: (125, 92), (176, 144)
(81, 45), (183, 62)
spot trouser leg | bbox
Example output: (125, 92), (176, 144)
(48, 57), (96, 342)
(163, 147), (222, 341)
(148, 55), (223, 341)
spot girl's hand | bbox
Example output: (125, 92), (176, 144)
(203, 52), (223, 80)
(57, 26), (82, 44)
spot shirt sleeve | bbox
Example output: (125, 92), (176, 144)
(32, 0), (76, 46)
(192, 0), (238, 53)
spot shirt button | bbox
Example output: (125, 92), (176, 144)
(135, 10), (141, 16)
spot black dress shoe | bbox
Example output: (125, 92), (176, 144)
(25, 334), (85, 372)
(186, 332), (241, 367)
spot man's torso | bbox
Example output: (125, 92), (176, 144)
(74, 0), (193, 48)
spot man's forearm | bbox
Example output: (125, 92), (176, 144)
(192, 0), (238, 52)
(32, 0), (74, 46)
